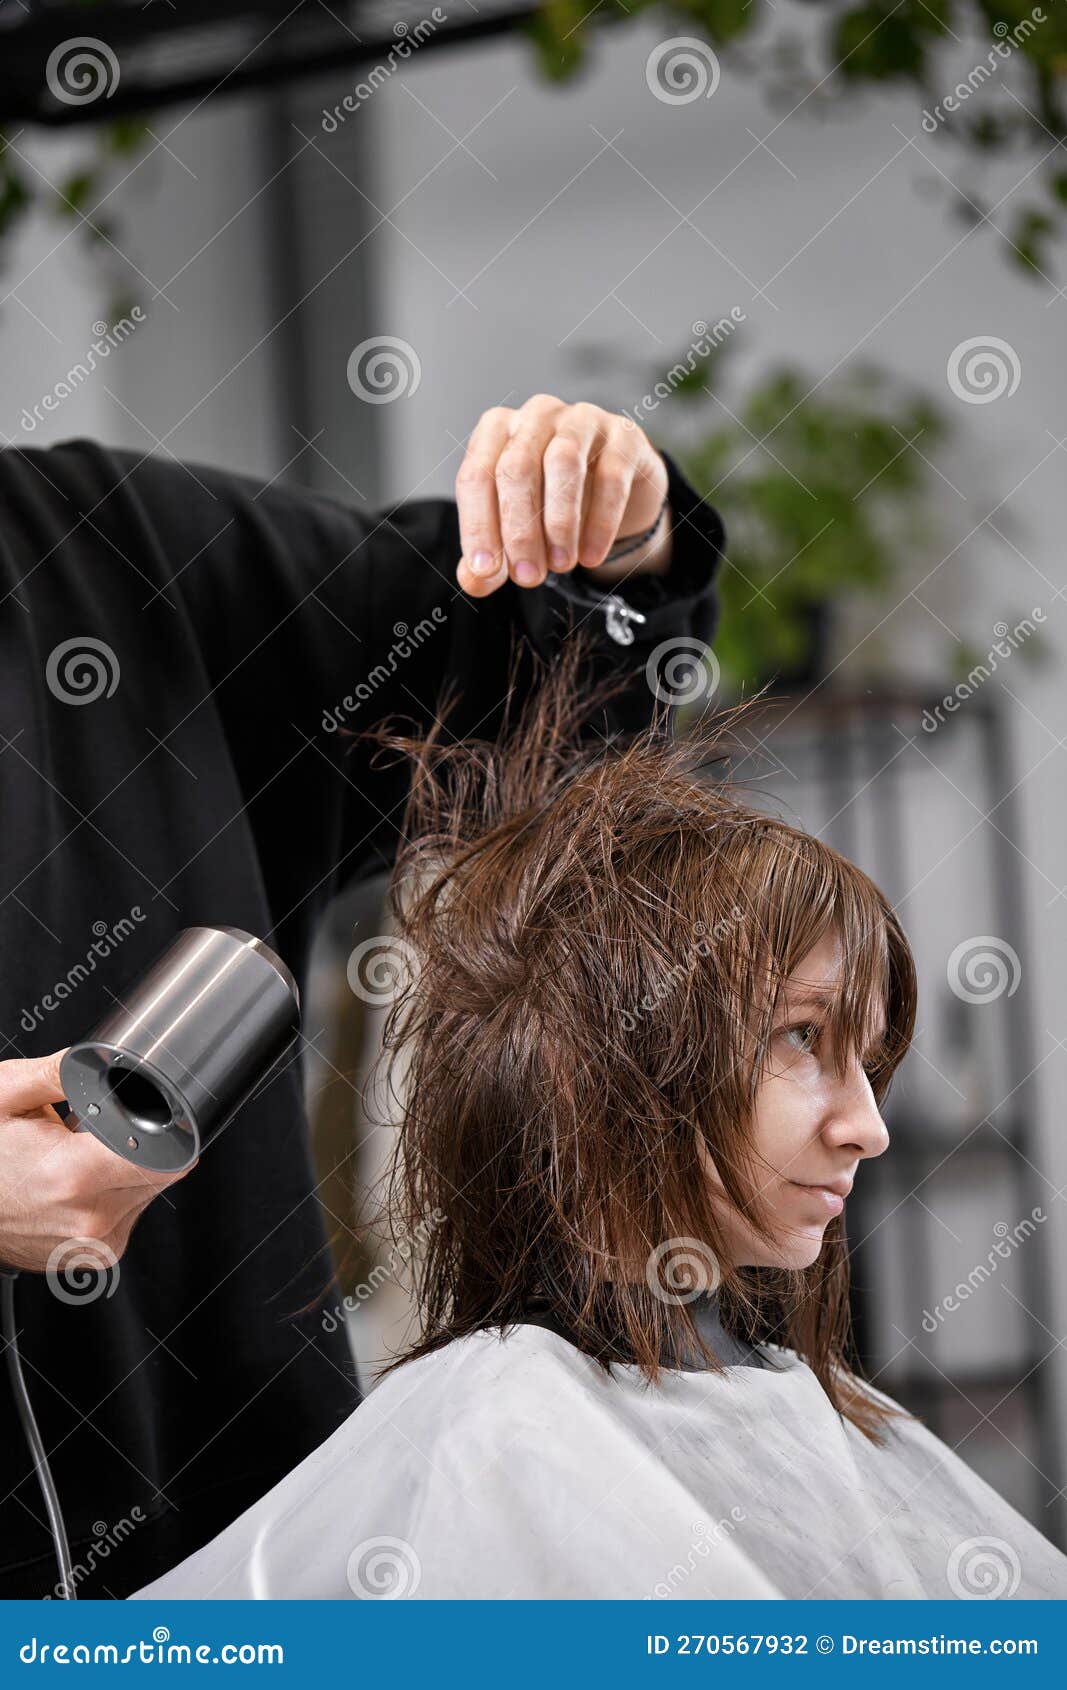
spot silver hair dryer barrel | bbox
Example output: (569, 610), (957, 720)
(59, 926), (301, 1173)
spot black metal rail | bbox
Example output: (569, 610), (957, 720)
(0, 1), (543, 126)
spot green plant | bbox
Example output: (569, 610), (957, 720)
(2, 1), (1067, 287)
(653, 346), (1044, 695)
(525, 0), (1067, 279)
(0, 112), (149, 326)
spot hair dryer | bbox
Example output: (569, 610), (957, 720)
(3, 926), (301, 1599)
(60, 926), (301, 1173)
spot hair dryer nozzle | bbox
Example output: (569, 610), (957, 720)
(60, 927), (301, 1172)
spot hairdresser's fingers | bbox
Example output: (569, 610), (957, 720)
(491, 394), (565, 588)
(541, 404), (601, 574)
(457, 394), (568, 593)
(578, 444), (638, 570)
(455, 399), (670, 595)
(0, 1048), (68, 1114)
(2, 1094), (189, 1204)
(0, 1050), (188, 1193)
(577, 416), (665, 570)
(0, 1107), (184, 1275)
(66, 1133), (190, 1197)
(40, 1118), (188, 1198)
(455, 553), (509, 597)
(455, 406), (512, 594)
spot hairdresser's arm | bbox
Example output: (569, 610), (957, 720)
(0, 426), (721, 908)
(0, 1052), (185, 1275)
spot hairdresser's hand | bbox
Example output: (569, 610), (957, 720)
(455, 395), (672, 597)
(0, 1050), (187, 1277)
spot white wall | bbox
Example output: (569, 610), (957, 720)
(1, 98), (280, 476)
(364, 14), (1067, 1517)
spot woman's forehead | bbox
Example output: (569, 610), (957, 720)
(778, 931), (844, 1002)
(779, 932), (888, 1040)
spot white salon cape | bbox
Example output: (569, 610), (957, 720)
(131, 1324), (1067, 1601)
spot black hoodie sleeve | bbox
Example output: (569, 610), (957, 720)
(0, 438), (725, 929)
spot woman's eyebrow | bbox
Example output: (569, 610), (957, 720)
(780, 986), (837, 1010)
(781, 989), (889, 1053)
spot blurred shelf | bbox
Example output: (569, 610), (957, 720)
(746, 687), (1062, 1543)
(879, 1364), (1049, 1399)
(871, 1118), (1028, 1165)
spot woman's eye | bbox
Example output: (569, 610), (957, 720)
(781, 1021), (821, 1055)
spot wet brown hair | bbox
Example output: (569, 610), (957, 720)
(359, 638), (917, 1442)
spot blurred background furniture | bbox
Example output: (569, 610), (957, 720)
(735, 688), (1062, 1532)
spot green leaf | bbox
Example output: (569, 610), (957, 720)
(1008, 205), (1057, 275)
(656, 355), (957, 692)
(833, 4), (929, 81)
(106, 117), (152, 157)
(56, 171), (97, 215)
(669, 0), (761, 47)
(0, 146), (31, 241)
(520, 2), (591, 81)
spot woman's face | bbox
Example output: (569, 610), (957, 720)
(702, 928), (891, 1271)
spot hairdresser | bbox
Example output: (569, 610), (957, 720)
(0, 394), (725, 1596)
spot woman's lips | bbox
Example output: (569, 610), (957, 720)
(790, 1180), (846, 1216)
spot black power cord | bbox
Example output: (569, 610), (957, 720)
(1, 1272), (76, 1599)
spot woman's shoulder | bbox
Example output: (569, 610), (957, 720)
(365, 1325), (814, 1463)
(372, 1322), (606, 1419)
(377, 1324), (805, 1401)
(345, 1324), (617, 1492)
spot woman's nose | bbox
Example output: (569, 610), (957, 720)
(826, 1059), (890, 1160)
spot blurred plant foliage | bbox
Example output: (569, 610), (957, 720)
(646, 343), (1047, 693)
(525, 0), (1067, 278)
(0, 110), (149, 318)
(1, 0), (1065, 279)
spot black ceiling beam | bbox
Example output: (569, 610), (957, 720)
(0, 2), (543, 127)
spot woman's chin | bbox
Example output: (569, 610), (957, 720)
(776, 1230), (828, 1270)
(735, 1231), (828, 1272)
